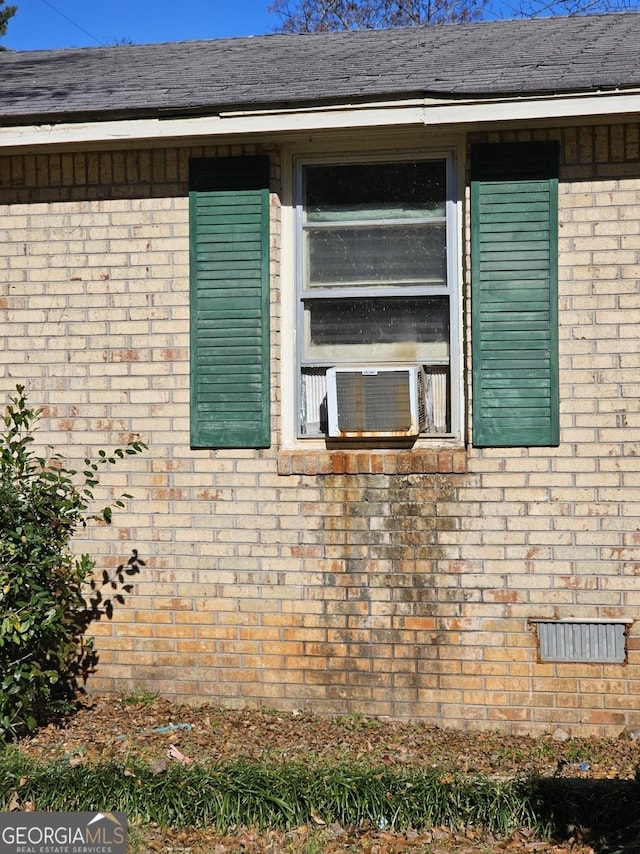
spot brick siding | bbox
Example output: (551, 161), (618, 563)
(1, 123), (639, 735)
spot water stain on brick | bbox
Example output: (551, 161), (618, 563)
(487, 590), (521, 603)
(151, 488), (187, 501)
(297, 470), (468, 709)
(110, 349), (142, 362)
(393, 587), (440, 606)
(93, 418), (129, 431)
(159, 348), (187, 361)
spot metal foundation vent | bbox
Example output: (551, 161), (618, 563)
(532, 619), (630, 664)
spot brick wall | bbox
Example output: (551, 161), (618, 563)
(1, 123), (639, 735)
(462, 124), (640, 732)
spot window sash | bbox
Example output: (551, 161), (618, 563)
(304, 221), (448, 288)
(303, 296), (450, 363)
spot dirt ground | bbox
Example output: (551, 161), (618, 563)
(13, 694), (640, 853)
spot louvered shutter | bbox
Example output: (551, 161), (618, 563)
(189, 156), (270, 448)
(471, 143), (559, 447)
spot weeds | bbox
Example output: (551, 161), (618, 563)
(334, 713), (385, 732)
(119, 688), (160, 708)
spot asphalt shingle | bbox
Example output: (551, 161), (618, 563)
(0, 12), (639, 124)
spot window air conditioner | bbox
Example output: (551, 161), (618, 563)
(326, 366), (427, 438)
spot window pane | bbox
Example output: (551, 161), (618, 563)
(306, 223), (446, 287)
(304, 296), (450, 362)
(305, 161), (446, 221)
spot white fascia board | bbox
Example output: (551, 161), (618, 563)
(1, 90), (639, 151)
(0, 103), (426, 150)
(423, 90), (640, 126)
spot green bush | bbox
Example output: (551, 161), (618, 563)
(0, 385), (146, 740)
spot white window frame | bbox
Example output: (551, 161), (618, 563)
(292, 148), (462, 442)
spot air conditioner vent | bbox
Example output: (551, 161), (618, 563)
(327, 366), (426, 438)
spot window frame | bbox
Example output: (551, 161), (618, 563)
(293, 149), (461, 441)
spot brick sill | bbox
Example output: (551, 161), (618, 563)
(277, 447), (468, 476)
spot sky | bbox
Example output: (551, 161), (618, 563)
(2, 0), (278, 51)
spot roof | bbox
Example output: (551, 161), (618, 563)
(1, 12), (639, 125)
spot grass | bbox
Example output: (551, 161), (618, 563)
(2, 750), (640, 852)
(0, 750), (538, 832)
(0, 750), (550, 834)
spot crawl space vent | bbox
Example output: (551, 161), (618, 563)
(532, 620), (629, 664)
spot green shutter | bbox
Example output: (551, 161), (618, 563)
(189, 156), (270, 448)
(471, 143), (559, 447)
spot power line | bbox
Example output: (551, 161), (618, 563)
(36, 0), (106, 45)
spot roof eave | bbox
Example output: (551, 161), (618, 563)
(1, 87), (639, 152)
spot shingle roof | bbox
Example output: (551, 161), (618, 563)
(1, 12), (639, 124)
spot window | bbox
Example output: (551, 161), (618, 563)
(186, 145), (558, 453)
(296, 155), (459, 439)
